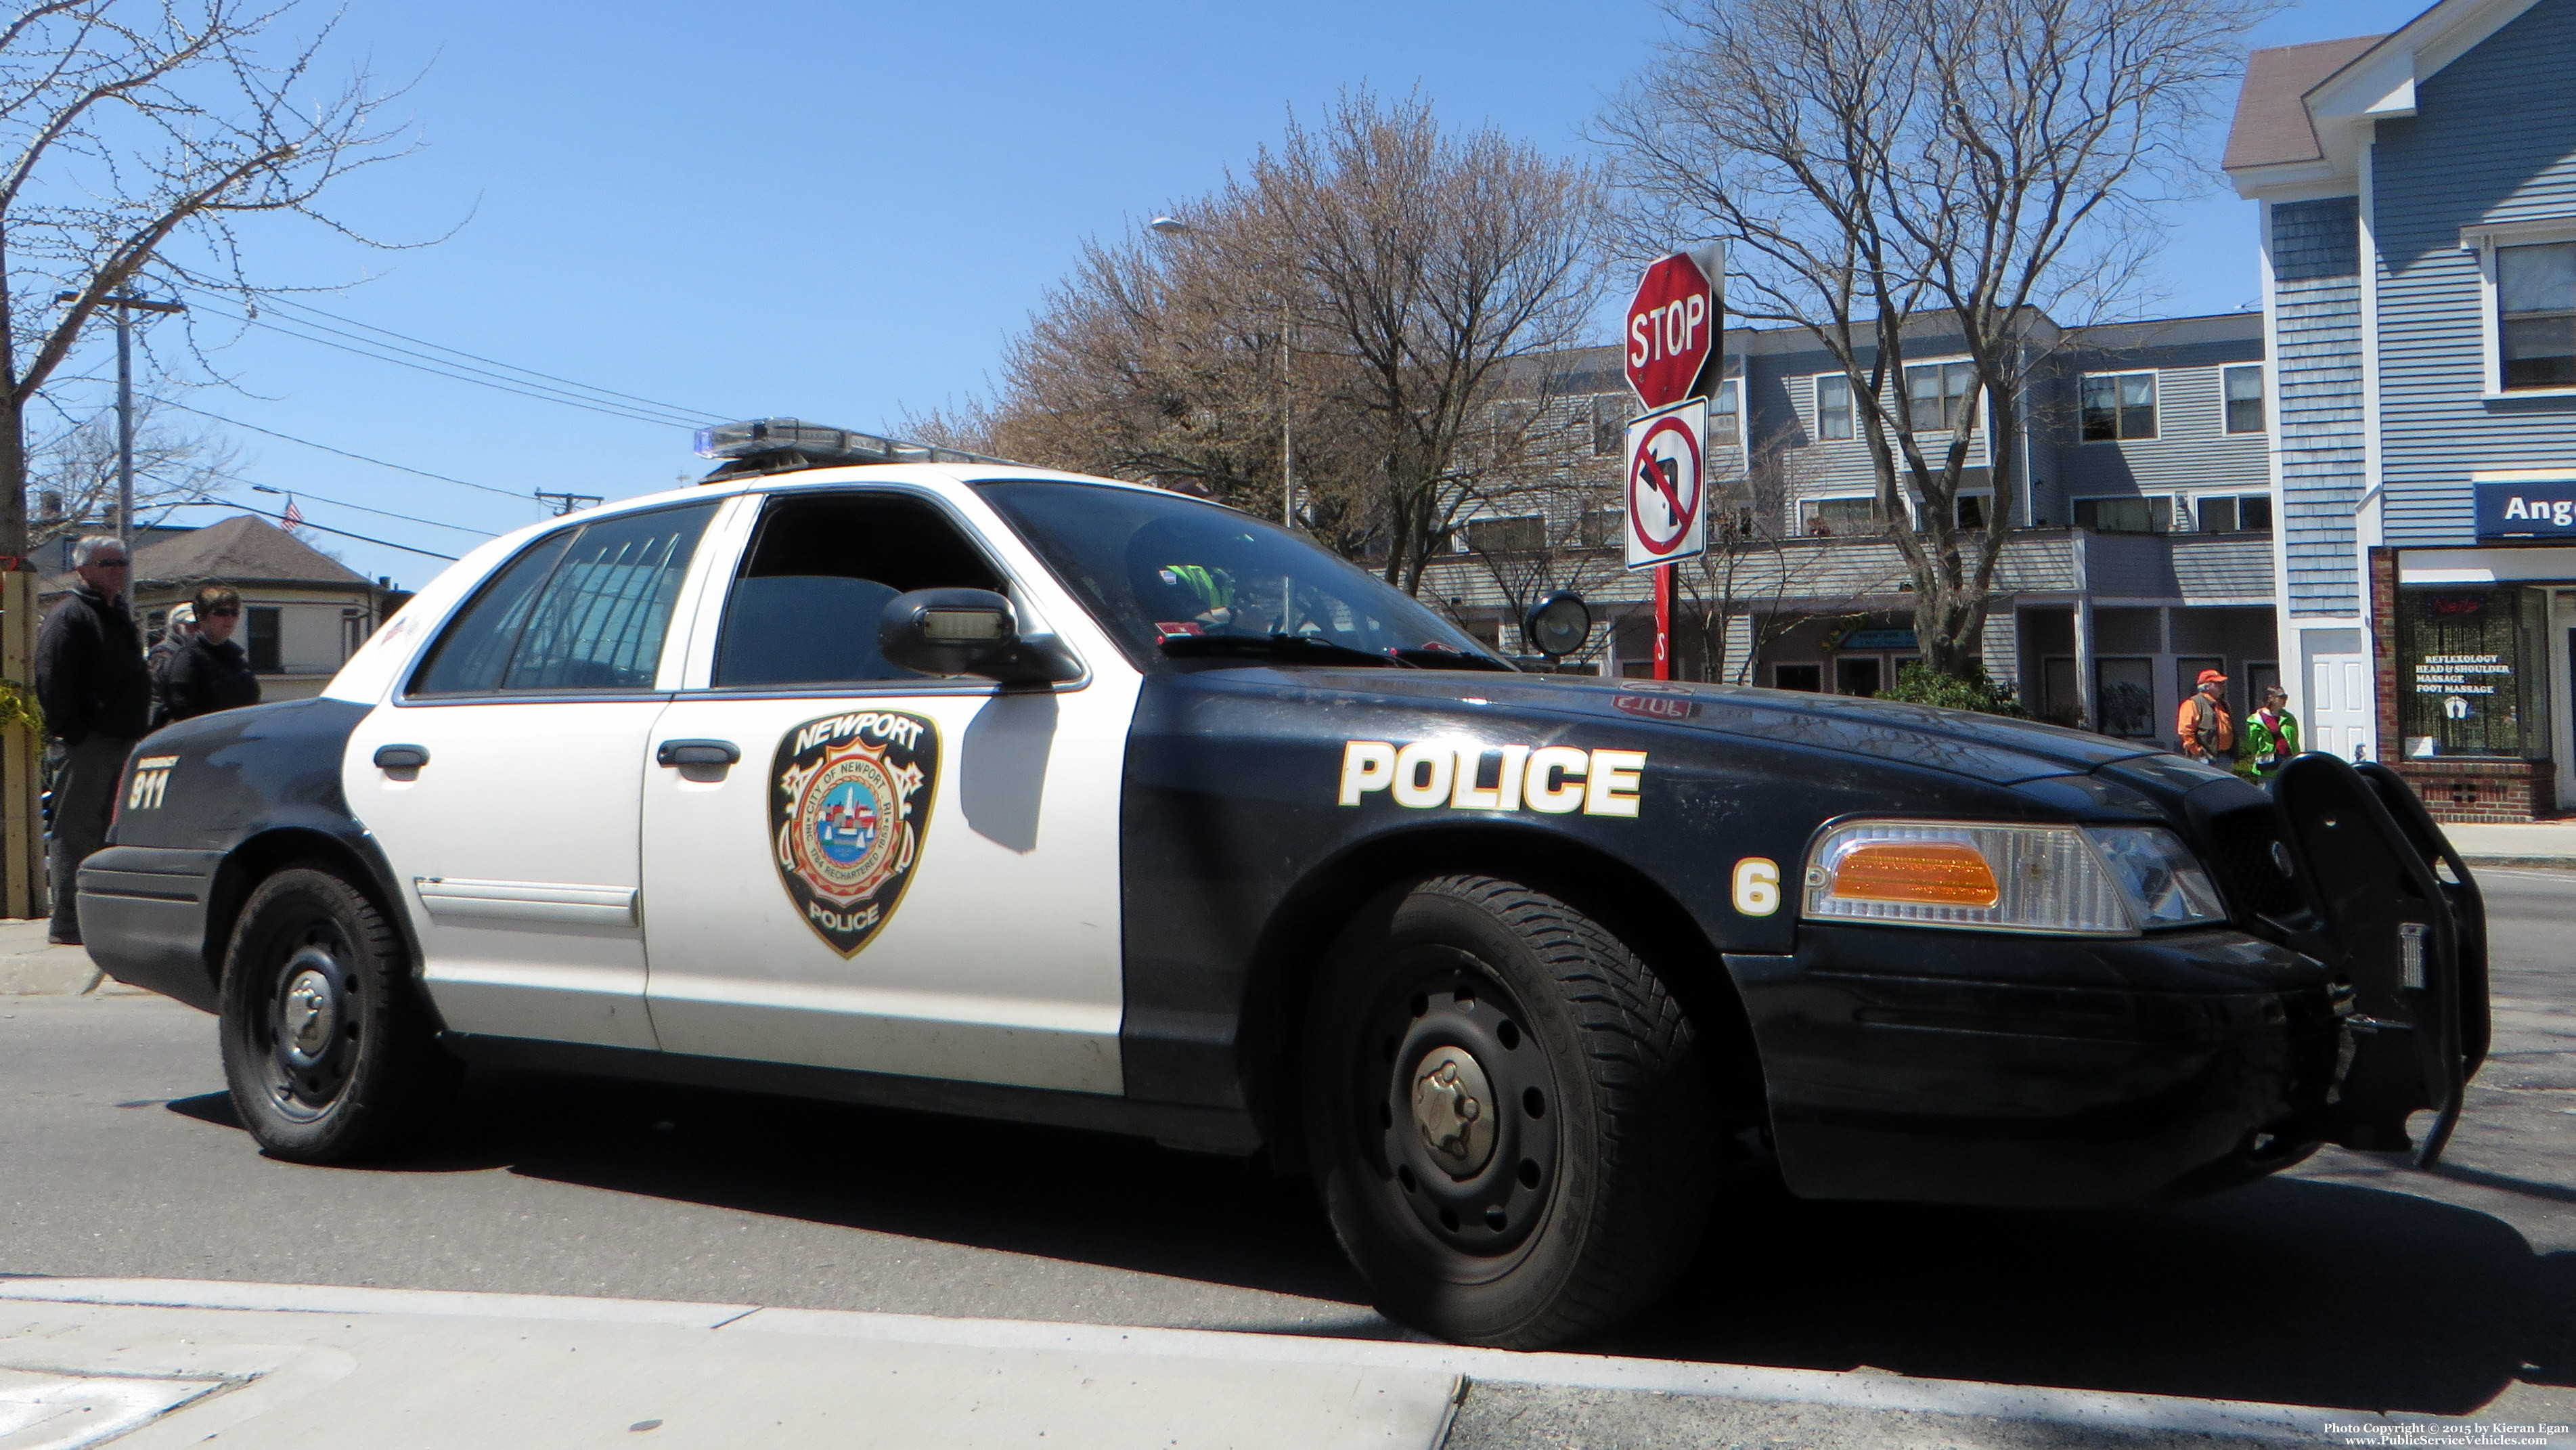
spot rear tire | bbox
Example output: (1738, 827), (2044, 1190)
(219, 866), (458, 1162)
(1304, 874), (1717, 1347)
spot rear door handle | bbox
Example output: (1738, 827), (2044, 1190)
(656, 739), (740, 767)
(373, 744), (430, 770)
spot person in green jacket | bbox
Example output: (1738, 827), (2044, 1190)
(2242, 685), (2301, 778)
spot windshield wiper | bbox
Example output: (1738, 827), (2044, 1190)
(1388, 646), (1514, 672)
(1158, 632), (1417, 669)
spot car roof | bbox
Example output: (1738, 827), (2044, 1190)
(566, 463), (1178, 526)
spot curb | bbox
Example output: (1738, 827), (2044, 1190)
(0, 950), (107, 997)
(0, 1276), (2500, 1445)
(2464, 856), (2576, 871)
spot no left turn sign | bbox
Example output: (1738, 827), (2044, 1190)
(1625, 397), (1707, 569)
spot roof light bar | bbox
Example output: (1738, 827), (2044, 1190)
(692, 417), (1017, 473)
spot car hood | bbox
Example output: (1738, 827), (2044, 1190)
(1237, 666), (2162, 785)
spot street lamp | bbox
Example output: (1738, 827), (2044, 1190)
(1147, 216), (1293, 528)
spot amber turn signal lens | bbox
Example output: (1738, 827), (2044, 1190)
(1830, 841), (2000, 906)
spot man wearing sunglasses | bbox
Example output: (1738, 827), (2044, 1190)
(35, 535), (152, 945)
(153, 584), (260, 728)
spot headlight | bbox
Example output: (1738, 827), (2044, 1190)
(2083, 825), (2228, 928)
(1802, 820), (2227, 936)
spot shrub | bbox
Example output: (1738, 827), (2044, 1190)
(1873, 661), (2032, 719)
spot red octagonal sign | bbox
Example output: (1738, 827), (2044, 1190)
(1625, 252), (1717, 411)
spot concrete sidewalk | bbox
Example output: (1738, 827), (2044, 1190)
(0, 1281), (1463, 1450)
(0, 918), (135, 999)
(3, 1279), (2560, 1449)
(2445, 820), (2576, 866)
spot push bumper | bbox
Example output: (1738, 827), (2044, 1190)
(1726, 924), (2345, 1208)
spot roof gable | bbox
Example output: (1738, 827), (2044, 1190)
(2227, 0), (2552, 188)
(56, 513), (374, 592)
(2223, 37), (2383, 171)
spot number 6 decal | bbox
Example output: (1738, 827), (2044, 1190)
(1732, 856), (1781, 917)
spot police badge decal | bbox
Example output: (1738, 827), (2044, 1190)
(770, 710), (939, 957)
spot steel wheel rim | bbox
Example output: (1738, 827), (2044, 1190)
(254, 923), (361, 1122)
(1363, 946), (1561, 1271)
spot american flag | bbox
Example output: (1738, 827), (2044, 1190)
(280, 496), (303, 533)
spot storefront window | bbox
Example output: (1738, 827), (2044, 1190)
(2397, 586), (2549, 759)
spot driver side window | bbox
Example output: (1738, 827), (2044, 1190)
(711, 492), (1006, 687)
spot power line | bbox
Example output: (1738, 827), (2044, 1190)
(189, 300), (711, 430)
(210, 477), (495, 537)
(150, 397), (538, 502)
(262, 294), (729, 424)
(160, 490), (460, 561)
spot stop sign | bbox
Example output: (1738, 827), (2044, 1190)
(1625, 251), (1718, 411)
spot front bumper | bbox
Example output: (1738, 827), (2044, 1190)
(1727, 923), (2343, 1208)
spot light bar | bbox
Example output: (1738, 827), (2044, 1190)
(691, 417), (1017, 468)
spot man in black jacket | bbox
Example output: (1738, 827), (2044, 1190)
(154, 584), (260, 727)
(36, 535), (150, 944)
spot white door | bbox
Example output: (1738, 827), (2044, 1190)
(639, 489), (1136, 1095)
(2301, 627), (2374, 763)
(346, 500), (724, 1050)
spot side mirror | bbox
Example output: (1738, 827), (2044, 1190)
(1522, 590), (1593, 664)
(879, 588), (1081, 686)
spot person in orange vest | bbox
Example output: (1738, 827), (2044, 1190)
(2175, 668), (2236, 763)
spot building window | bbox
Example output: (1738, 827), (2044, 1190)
(1801, 496), (1884, 536)
(1903, 361), (1977, 432)
(2498, 241), (2576, 390)
(2080, 370), (2157, 441)
(2072, 496), (2171, 533)
(2223, 364), (2265, 433)
(1814, 375), (1853, 441)
(1578, 508), (1624, 548)
(1465, 514), (1546, 553)
(1591, 395), (1627, 456)
(2397, 586), (2548, 759)
(1773, 662), (1822, 691)
(2193, 494), (2273, 532)
(2094, 658), (2156, 739)
(246, 606), (282, 674)
(1708, 379), (1741, 447)
(1836, 656), (1883, 696)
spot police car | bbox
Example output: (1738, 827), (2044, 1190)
(79, 420), (2487, 1350)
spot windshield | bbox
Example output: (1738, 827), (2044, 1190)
(972, 480), (1509, 671)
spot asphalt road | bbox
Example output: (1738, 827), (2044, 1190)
(6, 871), (2573, 1446)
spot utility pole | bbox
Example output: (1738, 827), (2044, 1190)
(58, 291), (185, 551)
(536, 491), (602, 516)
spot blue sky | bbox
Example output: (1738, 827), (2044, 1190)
(98, 0), (2434, 588)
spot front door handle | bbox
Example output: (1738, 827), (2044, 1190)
(656, 739), (740, 767)
(373, 744), (430, 770)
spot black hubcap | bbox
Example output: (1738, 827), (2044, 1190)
(1368, 950), (1559, 1258)
(254, 924), (361, 1121)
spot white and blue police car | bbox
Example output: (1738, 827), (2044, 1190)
(78, 419), (2487, 1348)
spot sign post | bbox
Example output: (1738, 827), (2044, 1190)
(1625, 395), (1710, 684)
(1624, 248), (1721, 680)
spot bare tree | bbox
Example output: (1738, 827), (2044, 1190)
(1241, 92), (1608, 594)
(25, 392), (234, 545)
(0, 0), (424, 556)
(1672, 423), (1890, 683)
(978, 92), (1605, 590)
(1601, 0), (2266, 677)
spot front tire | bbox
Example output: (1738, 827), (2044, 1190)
(219, 866), (458, 1162)
(1304, 874), (1717, 1347)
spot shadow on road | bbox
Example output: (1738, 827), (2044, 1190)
(165, 1072), (2576, 1413)
(1620, 1178), (2576, 1417)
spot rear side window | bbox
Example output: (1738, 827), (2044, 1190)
(411, 503), (718, 696)
(712, 492), (1004, 688)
